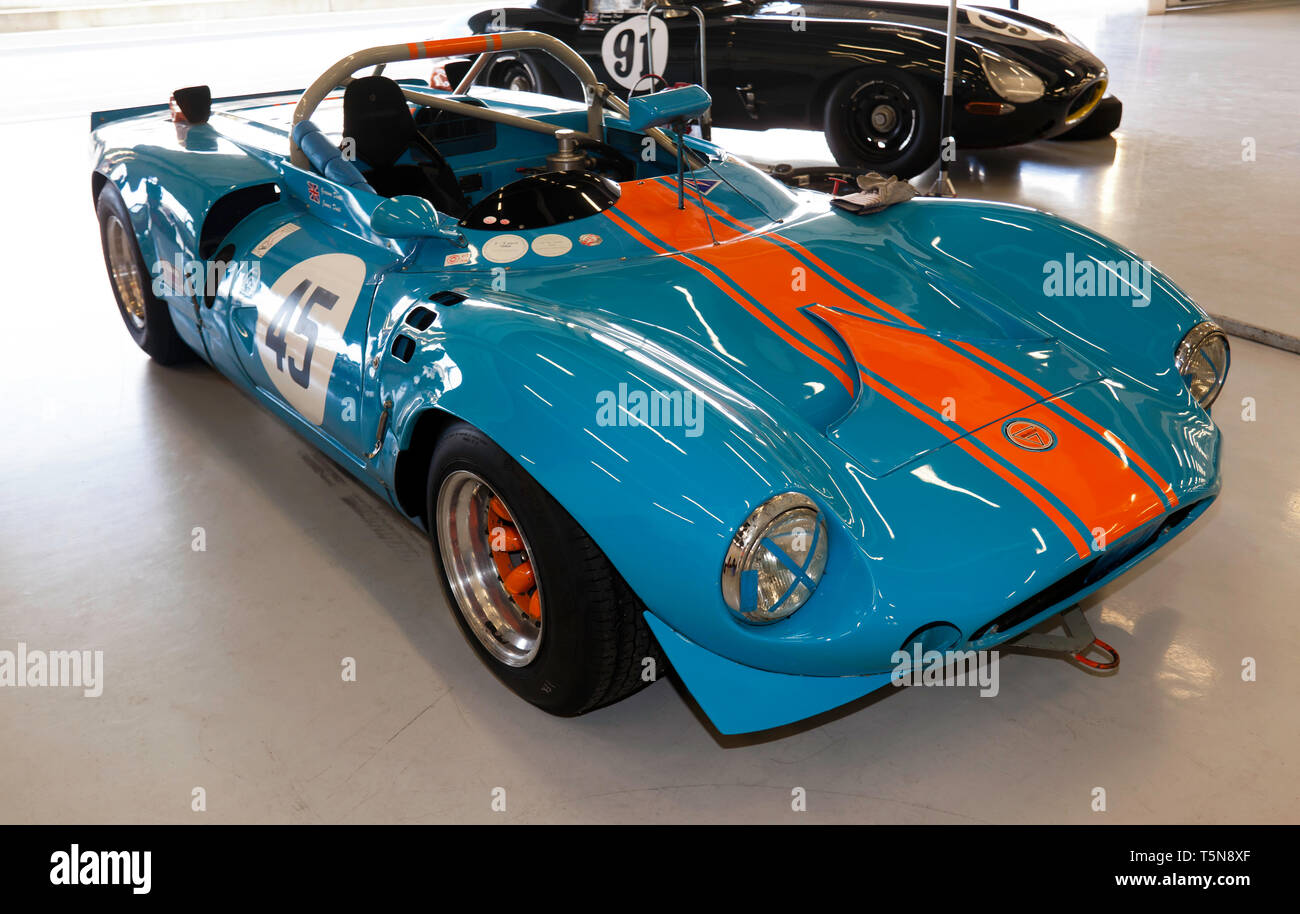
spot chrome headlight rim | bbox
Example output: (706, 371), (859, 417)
(1175, 320), (1231, 410)
(721, 492), (828, 625)
(978, 49), (1046, 104)
(1062, 30), (1091, 53)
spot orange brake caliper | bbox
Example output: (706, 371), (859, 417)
(488, 496), (541, 622)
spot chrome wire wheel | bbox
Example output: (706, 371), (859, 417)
(105, 214), (147, 330)
(436, 470), (544, 667)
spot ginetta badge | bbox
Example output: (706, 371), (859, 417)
(1004, 419), (1056, 451)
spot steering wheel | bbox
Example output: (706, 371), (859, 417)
(627, 73), (669, 102)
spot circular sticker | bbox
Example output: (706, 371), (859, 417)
(531, 234), (573, 258)
(600, 18), (670, 91)
(968, 10), (1049, 41)
(481, 234), (528, 264)
(579, 233), (603, 247)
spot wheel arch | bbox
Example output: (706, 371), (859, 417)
(392, 406), (462, 527)
(374, 293), (859, 661)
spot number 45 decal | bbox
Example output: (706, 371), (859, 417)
(266, 279), (338, 390)
(258, 253), (367, 427)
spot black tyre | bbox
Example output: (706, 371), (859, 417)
(824, 68), (939, 179)
(1051, 95), (1123, 141)
(427, 421), (662, 716)
(95, 183), (194, 365)
(485, 53), (543, 93)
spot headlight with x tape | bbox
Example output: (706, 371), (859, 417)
(721, 493), (829, 624)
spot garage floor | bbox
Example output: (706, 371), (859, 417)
(1, 1), (1297, 823)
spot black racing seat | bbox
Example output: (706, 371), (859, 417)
(341, 75), (469, 218)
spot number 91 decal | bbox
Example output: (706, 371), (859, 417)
(256, 253), (367, 426)
(600, 18), (670, 92)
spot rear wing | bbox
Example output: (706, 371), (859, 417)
(90, 87), (303, 131)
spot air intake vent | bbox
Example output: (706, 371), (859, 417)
(404, 306), (435, 330)
(430, 290), (467, 307)
(390, 335), (416, 363)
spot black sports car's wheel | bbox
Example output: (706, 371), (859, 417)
(824, 68), (939, 179)
(427, 421), (663, 716)
(95, 183), (194, 365)
(485, 53), (542, 93)
(1051, 95), (1123, 141)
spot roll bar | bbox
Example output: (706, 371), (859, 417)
(290, 31), (611, 168)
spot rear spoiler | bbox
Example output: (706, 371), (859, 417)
(90, 77), (431, 131)
(90, 86), (303, 131)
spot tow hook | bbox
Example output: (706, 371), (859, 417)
(1002, 605), (1120, 672)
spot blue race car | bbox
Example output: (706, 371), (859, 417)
(90, 30), (1227, 735)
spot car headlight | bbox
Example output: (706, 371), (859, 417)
(721, 493), (828, 624)
(979, 50), (1046, 103)
(1175, 321), (1231, 410)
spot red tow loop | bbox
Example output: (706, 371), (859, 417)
(1072, 637), (1120, 671)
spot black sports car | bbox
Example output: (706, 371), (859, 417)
(447, 0), (1122, 178)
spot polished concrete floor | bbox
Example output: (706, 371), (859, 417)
(1, 1), (1298, 823)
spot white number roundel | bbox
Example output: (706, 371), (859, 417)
(257, 253), (366, 426)
(968, 10), (1049, 42)
(600, 18), (670, 91)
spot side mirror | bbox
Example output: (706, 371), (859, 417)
(371, 195), (445, 239)
(627, 85), (712, 131)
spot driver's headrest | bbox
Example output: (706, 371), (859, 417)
(342, 75), (417, 170)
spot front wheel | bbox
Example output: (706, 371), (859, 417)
(1050, 95), (1123, 141)
(427, 421), (662, 716)
(823, 68), (939, 179)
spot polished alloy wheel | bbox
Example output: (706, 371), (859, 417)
(436, 470), (543, 667)
(105, 214), (147, 330)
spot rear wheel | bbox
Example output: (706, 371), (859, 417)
(823, 68), (939, 179)
(428, 421), (662, 716)
(96, 183), (194, 365)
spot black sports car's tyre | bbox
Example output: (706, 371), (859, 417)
(95, 183), (195, 365)
(427, 421), (663, 716)
(824, 68), (939, 179)
(484, 53), (545, 94)
(1051, 95), (1123, 141)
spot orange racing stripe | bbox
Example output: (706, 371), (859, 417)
(686, 182), (1178, 508)
(407, 35), (497, 60)
(950, 339), (1178, 507)
(811, 305), (1169, 546)
(614, 179), (1166, 547)
(675, 179), (1178, 510)
(602, 205), (855, 393)
(858, 370), (1093, 559)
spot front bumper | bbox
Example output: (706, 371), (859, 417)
(644, 612), (895, 735)
(648, 495), (1215, 734)
(955, 76), (1110, 148)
